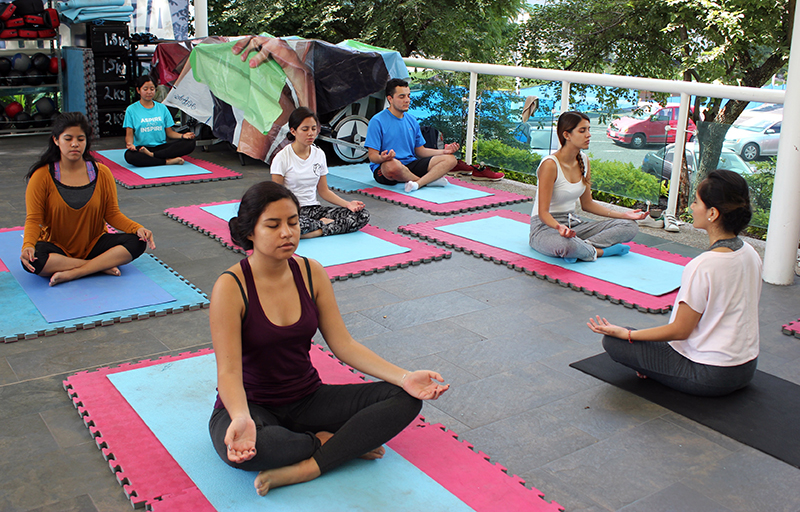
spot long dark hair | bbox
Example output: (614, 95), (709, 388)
(25, 112), (96, 181)
(697, 170), (753, 235)
(556, 110), (591, 185)
(133, 75), (157, 102)
(286, 107), (319, 142)
(229, 181), (301, 251)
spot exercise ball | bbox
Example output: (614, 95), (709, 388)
(34, 96), (55, 116)
(13, 112), (33, 130)
(0, 57), (11, 75)
(31, 113), (48, 128)
(47, 56), (63, 75)
(11, 53), (31, 72)
(24, 69), (44, 85)
(4, 101), (22, 118)
(7, 70), (23, 86)
(31, 52), (49, 72)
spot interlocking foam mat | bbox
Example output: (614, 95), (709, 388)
(64, 346), (563, 511)
(399, 210), (691, 313)
(0, 227), (208, 342)
(326, 164), (531, 215)
(164, 201), (451, 280)
(783, 318), (800, 338)
(571, 352), (800, 469)
(94, 150), (242, 189)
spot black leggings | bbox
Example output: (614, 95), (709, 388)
(602, 334), (758, 397)
(23, 233), (147, 275)
(209, 382), (421, 474)
(123, 139), (195, 167)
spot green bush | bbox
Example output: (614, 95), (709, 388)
(588, 157), (660, 204)
(474, 138), (541, 174)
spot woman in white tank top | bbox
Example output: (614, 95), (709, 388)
(529, 111), (647, 263)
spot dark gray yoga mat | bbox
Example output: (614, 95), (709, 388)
(570, 353), (800, 469)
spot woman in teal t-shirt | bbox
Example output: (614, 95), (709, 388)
(123, 76), (196, 167)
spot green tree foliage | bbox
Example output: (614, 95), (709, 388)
(207, 0), (527, 63)
(518, 0), (793, 192)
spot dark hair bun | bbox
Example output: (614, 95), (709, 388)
(228, 216), (253, 251)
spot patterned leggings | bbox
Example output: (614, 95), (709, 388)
(299, 205), (370, 236)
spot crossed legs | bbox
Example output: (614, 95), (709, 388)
(377, 155), (457, 188)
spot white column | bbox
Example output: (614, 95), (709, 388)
(665, 92), (690, 218)
(465, 71), (477, 165)
(560, 81), (570, 113)
(763, 5), (800, 285)
(194, 0), (208, 38)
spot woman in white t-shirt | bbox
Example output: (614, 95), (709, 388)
(588, 170), (762, 396)
(271, 107), (369, 238)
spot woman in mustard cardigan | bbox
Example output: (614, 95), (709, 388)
(20, 112), (156, 286)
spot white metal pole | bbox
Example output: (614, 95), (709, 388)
(560, 81), (570, 113)
(762, 5), (800, 285)
(666, 92), (690, 219)
(194, 0), (208, 38)
(465, 71), (477, 165)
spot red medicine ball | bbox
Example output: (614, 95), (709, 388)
(5, 100), (23, 118)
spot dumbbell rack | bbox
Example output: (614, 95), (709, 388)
(0, 36), (63, 137)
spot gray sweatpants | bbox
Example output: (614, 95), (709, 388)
(529, 213), (638, 261)
(602, 335), (757, 397)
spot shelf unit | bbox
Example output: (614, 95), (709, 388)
(0, 38), (63, 137)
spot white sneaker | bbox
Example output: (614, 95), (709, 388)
(664, 213), (680, 233)
(638, 216), (664, 229)
(428, 177), (449, 187)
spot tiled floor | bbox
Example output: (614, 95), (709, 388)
(1, 135), (799, 511)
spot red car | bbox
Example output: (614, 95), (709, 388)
(607, 104), (696, 149)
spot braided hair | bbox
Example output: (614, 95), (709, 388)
(557, 111), (591, 185)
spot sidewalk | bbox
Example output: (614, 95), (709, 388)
(0, 135), (798, 512)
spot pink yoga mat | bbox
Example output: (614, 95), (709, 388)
(64, 347), (563, 511)
(93, 151), (242, 189)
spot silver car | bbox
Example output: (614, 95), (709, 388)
(723, 111), (782, 161)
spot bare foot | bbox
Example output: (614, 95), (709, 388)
(138, 147), (155, 157)
(102, 267), (121, 276)
(166, 157), (185, 165)
(50, 269), (80, 286)
(254, 458), (321, 496)
(360, 445), (385, 460)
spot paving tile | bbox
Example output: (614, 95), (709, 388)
(538, 385), (666, 440)
(376, 263), (502, 299)
(40, 405), (96, 449)
(144, 309), (213, 351)
(537, 344), (610, 387)
(0, 357), (18, 385)
(619, 482), (733, 512)
(419, 402), (470, 434)
(332, 284), (404, 314)
(0, 374), (80, 420)
(341, 311), (392, 340)
(681, 447), (800, 512)
(359, 291), (490, 331)
(460, 408), (598, 471)
(406, 353), (482, 387)
(541, 418), (732, 510)
(0, 412), (60, 464)
(517, 468), (613, 512)
(26, 494), (99, 512)
(434, 362), (590, 429)
(6, 329), (170, 381)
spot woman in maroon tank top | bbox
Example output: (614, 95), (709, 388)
(209, 181), (449, 496)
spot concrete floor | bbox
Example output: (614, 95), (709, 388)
(1, 134), (799, 512)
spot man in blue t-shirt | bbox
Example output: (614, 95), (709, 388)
(365, 79), (504, 192)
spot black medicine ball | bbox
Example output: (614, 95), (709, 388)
(31, 52), (49, 71)
(13, 111), (33, 129)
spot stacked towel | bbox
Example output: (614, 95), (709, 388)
(57, 0), (132, 23)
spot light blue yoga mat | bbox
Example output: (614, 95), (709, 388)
(0, 230), (174, 323)
(436, 216), (683, 296)
(98, 149), (211, 179)
(326, 164), (492, 204)
(202, 203), (411, 266)
(108, 354), (472, 512)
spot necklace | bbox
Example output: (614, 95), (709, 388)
(709, 236), (743, 252)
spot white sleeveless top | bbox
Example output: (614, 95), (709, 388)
(531, 153), (588, 217)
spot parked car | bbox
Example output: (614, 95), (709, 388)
(512, 122), (560, 157)
(641, 142), (752, 180)
(607, 104), (696, 149)
(723, 110), (782, 161)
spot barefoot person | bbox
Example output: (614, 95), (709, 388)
(271, 107), (370, 239)
(21, 113), (156, 286)
(587, 170), (761, 396)
(530, 111), (647, 263)
(209, 181), (448, 496)
(123, 75), (195, 167)
(365, 78), (504, 192)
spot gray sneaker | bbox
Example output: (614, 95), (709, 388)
(664, 213), (680, 233)
(638, 215), (664, 229)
